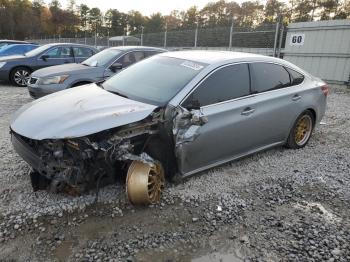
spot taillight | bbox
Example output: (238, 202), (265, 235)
(321, 84), (329, 96)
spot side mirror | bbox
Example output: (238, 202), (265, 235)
(110, 62), (123, 72)
(41, 55), (49, 61)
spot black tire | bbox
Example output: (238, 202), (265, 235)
(10, 67), (32, 87)
(286, 110), (315, 149)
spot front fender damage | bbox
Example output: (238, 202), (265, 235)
(15, 110), (163, 195)
(172, 106), (208, 174)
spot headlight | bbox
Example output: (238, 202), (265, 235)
(40, 75), (69, 85)
(0, 62), (6, 68)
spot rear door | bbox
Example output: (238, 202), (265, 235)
(36, 46), (74, 69)
(73, 46), (95, 63)
(247, 62), (303, 147)
(175, 63), (256, 174)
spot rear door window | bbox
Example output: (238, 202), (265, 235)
(118, 51), (145, 68)
(286, 68), (304, 86)
(45, 47), (72, 58)
(73, 47), (94, 58)
(250, 63), (291, 93)
(183, 63), (250, 108)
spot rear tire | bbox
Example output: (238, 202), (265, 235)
(286, 110), (314, 149)
(10, 67), (31, 87)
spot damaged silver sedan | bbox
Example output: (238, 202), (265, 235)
(10, 51), (328, 204)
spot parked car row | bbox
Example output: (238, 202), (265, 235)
(9, 49), (328, 205)
(0, 44), (39, 57)
(0, 40), (166, 96)
(0, 43), (98, 86)
(27, 46), (166, 98)
(0, 40), (36, 49)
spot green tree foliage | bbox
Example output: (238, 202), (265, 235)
(105, 9), (128, 36)
(145, 13), (165, 33)
(128, 10), (145, 34)
(319, 0), (340, 20)
(0, 0), (347, 40)
(264, 0), (286, 22)
(164, 10), (182, 30)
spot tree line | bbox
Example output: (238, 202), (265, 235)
(0, 0), (349, 40)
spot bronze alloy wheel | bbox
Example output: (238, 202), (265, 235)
(294, 114), (313, 146)
(126, 160), (165, 205)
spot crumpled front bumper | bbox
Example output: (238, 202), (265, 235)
(11, 131), (41, 170)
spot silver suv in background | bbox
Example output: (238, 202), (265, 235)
(27, 46), (167, 98)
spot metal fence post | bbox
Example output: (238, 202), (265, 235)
(277, 25), (284, 58)
(141, 26), (144, 46)
(194, 26), (198, 48)
(229, 23), (233, 49)
(164, 30), (167, 48)
(107, 30), (110, 47)
(273, 21), (280, 57)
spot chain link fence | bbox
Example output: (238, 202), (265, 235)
(29, 23), (285, 56)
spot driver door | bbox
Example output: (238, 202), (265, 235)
(35, 46), (74, 70)
(174, 63), (256, 175)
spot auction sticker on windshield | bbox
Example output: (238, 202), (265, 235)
(181, 61), (204, 71)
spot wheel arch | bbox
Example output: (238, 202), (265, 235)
(305, 107), (317, 124)
(10, 65), (33, 76)
(144, 135), (178, 180)
(285, 107), (317, 143)
(9, 65), (34, 86)
(69, 80), (93, 88)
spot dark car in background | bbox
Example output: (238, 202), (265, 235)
(0, 44), (39, 57)
(27, 46), (166, 98)
(0, 43), (98, 86)
(0, 40), (33, 49)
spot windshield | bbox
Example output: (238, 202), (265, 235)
(0, 43), (9, 49)
(103, 56), (207, 105)
(82, 49), (122, 67)
(0, 45), (12, 53)
(25, 44), (52, 56)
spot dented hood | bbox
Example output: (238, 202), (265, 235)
(11, 84), (157, 140)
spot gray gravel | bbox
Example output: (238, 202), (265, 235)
(0, 84), (349, 261)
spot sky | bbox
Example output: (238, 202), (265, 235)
(58, 0), (270, 16)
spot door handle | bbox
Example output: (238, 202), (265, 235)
(241, 107), (255, 116)
(292, 94), (301, 101)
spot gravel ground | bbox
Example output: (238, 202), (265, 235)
(0, 84), (349, 261)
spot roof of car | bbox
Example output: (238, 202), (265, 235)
(4, 43), (38, 47)
(0, 40), (29, 43)
(160, 50), (276, 64)
(43, 43), (98, 49)
(109, 46), (166, 52)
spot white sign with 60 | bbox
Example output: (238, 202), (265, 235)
(290, 34), (305, 46)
